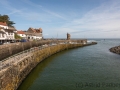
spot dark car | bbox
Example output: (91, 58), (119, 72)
(0, 42), (3, 45)
(20, 39), (27, 42)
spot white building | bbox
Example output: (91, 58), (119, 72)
(4, 29), (15, 39)
(0, 31), (6, 40)
(0, 29), (15, 40)
(25, 33), (42, 40)
(25, 27), (43, 40)
(0, 22), (15, 41)
(0, 22), (8, 29)
(17, 30), (26, 38)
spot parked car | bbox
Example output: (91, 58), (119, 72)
(10, 41), (15, 43)
(20, 39), (27, 42)
(0, 42), (3, 45)
(3, 42), (10, 44)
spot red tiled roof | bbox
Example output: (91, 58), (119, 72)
(0, 22), (7, 26)
(17, 31), (25, 34)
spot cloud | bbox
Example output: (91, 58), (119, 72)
(1, 0), (120, 38)
(75, 0), (120, 30)
(23, 0), (66, 20)
(0, 0), (66, 22)
(23, 0), (42, 7)
(55, 0), (120, 38)
(0, 0), (27, 16)
(44, 34), (49, 36)
(41, 8), (66, 20)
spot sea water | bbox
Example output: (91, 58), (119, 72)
(18, 39), (120, 90)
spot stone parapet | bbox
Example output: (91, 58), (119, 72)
(0, 40), (88, 61)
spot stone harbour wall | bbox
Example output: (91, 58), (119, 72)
(0, 39), (87, 61)
(0, 42), (97, 90)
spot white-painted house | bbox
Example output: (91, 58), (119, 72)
(17, 30), (26, 38)
(0, 22), (15, 40)
(0, 30), (6, 40)
(4, 29), (15, 39)
(25, 27), (43, 40)
(0, 22), (8, 29)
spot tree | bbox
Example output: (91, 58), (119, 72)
(0, 14), (15, 27)
(8, 21), (15, 27)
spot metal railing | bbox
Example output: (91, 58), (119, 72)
(0, 40), (89, 72)
(0, 43), (56, 71)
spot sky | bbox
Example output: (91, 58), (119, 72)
(0, 0), (120, 38)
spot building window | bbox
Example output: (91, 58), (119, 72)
(2, 34), (4, 37)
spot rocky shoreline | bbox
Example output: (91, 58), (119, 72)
(109, 45), (120, 55)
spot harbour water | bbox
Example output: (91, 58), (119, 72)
(18, 39), (120, 90)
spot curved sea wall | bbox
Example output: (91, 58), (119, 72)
(109, 45), (120, 54)
(0, 42), (96, 90)
(0, 40), (87, 61)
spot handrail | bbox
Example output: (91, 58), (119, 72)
(0, 41), (90, 71)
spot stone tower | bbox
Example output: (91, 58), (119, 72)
(67, 33), (70, 40)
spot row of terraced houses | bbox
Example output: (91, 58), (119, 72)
(0, 22), (43, 43)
